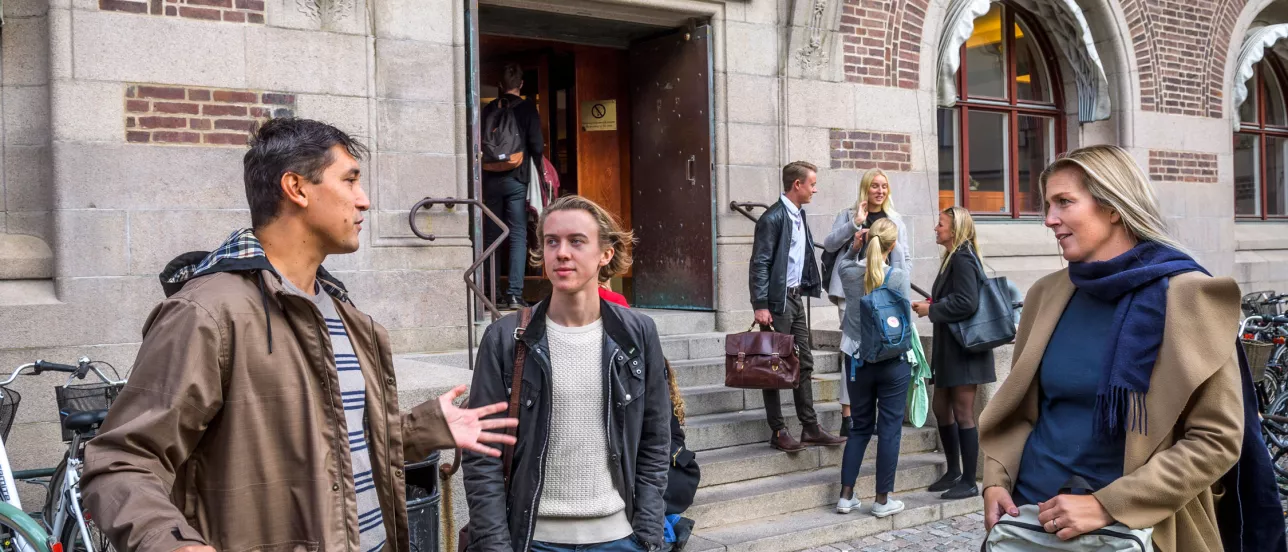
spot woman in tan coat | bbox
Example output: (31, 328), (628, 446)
(978, 145), (1244, 551)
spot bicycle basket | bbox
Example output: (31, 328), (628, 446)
(55, 382), (121, 442)
(0, 387), (20, 442)
(1242, 339), (1275, 383)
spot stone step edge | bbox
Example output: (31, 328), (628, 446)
(687, 490), (985, 552)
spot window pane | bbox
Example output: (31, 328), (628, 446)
(1269, 136), (1287, 216)
(1015, 19), (1052, 103)
(1235, 133), (1261, 216)
(965, 4), (1007, 99)
(1266, 65), (1287, 127)
(1241, 72), (1260, 125)
(1017, 115), (1054, 213)
(967, 110), (1009, 213)
(938, 108), (960, 211)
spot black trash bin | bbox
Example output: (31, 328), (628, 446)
(406, 451), (441, 552)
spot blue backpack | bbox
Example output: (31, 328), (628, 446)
(856, 267), (912, 364)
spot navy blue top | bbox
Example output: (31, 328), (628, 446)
(1013, 290), (1126, 506)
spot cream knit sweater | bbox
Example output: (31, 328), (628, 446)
(531, 317), (633, 545)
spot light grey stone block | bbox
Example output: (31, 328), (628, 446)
(51, 79), (123, 142)
(245, 26), (367, 96)
(126, 209), (249, 275)
(3, 0), (49, 18)
(371, 0), (453, 43)
(376, 39), (455, 102)
(6, 144), (52, 211)
(2, 16), (50, 86)
(55, 209), (128, 277)
(5, 210), (53, 243)
(786, 78), (855, 130)
(0, 279), (58, 305)
(724, 21), (779, 77)
(375, 152), (458, 211)
(0, 233), (52, 279)
(7, 422), (62, 509)
(296, 93), (372, 140)
(52, 142), (245, 210)
(72, 11), (247, 88)
(48, 8), (72, 80)
(4, 85), (50, 146)
(725, 73), (779, 125)
(726, 123), (778, 167)
(377, 100), (456, 154)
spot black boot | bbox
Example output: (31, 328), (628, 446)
(929, 423), (961, 492)
(942, 426), (980, 499)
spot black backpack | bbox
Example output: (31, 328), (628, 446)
(820, 235), (854, 296)
(482, 97), (525, 172)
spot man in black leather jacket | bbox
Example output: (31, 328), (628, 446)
(749, 161), (846, 452)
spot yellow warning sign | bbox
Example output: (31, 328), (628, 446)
(581, 99), (617, 132)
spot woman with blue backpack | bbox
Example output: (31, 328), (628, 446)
(834, 217), (914, 517)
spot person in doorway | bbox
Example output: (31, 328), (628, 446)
(749, 161), (846, 452)
(462, 195), (670, 552)
(835, 218), (912, 518)
(910, 206), (994, 500)
(81, 118), (518, 552)
(979, 146), (1247, 550)
(822, 168), (911, 437)
(483, 62), (545, 309)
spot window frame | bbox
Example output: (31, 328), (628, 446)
(1235, 55), (1288, 220)
(944, 2), (1067, 219)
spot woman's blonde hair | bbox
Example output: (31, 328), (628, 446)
(938, 206), (981, 274)
(855, 168), (898, 217)
(1038, 145), (1183, 251)
(666, 360), (685, 425)
(864, 218), (900, 294)
(530, 195), (637, 283)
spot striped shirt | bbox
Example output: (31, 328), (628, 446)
(281, 276), (387, 552)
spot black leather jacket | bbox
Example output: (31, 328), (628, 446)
(750, 199), (822, 313)
(461, 299), (671, 552)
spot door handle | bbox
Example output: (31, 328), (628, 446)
(686, 155), (696, 185)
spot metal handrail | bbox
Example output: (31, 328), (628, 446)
(409, 196), (509, 372)
(730, 200), (930, 299)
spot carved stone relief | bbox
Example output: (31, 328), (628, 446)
(786, 0), (846, 82)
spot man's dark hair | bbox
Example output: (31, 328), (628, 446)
(244, 118), (368, 229)
(782, 160), (817, 192)
(500, 63), (524, 92)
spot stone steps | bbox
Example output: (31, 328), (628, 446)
(687, 491), (985, 552)
(694, 426), (938, 488)
(687, 453), (947, 530)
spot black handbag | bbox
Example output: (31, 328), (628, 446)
(947, 254), (1016, 353)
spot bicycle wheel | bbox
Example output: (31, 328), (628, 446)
(0, 502), (54, 552)
(57, 518), (112, 552)
(46, 459), (112, 552)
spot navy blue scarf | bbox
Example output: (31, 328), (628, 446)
(1067, 241), (1208, 440)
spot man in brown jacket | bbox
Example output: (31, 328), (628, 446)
(81, 118), (516, 552)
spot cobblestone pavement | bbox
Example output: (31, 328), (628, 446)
(809, 513), (987, 552)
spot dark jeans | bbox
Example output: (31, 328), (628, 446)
(841, 354), (911, 494)
(760, 293), (817, 431)
(483, 174), (528, 297)
(531, 535), (647, 552)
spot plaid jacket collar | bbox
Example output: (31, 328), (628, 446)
(160, 228), (351, 303)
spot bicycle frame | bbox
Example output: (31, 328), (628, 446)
(46, 433), (95, 552)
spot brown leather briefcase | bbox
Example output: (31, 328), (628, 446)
(724, 323), (801, 390)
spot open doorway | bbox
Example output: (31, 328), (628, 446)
(476, 3), (717, 310)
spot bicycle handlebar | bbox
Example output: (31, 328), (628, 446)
(1, 357), (125, 388)
(32, 360), (79, 375)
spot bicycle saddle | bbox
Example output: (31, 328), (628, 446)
(63, 409), (108, 433)
(1274, 316), (1288, 325)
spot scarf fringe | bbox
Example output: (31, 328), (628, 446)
(1095, 386), (1148, 441)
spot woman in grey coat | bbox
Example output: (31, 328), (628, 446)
(822, 168), (911, 435)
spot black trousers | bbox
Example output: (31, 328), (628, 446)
(760, 293), (817, 431)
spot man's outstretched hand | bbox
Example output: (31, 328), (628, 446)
(438, 384), (518, 457)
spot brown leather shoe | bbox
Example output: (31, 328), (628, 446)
(801, 423), (847, 446)
(769, 429), (807, 452)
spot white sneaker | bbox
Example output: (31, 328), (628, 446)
(870, 498), (905, 518)
(836, 495), (860, 514)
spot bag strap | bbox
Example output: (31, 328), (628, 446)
(501, 307), (532, 487)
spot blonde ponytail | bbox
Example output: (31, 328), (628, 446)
(863, 218), (900, 294)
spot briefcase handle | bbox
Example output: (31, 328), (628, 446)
(747, 321), (779, 333)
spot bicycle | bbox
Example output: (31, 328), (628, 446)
(0, 383), (55, 552)
(0, 358), (124, 552)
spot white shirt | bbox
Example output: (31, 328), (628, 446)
(781, 194), (807, 288)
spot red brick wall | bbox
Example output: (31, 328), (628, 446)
(1123, 0), (1244, 118)
(840, 0), (927, 89)
(830, 129), (913, 171)
(124, 85), (295, 146)
(1148, 150), (1219, 183)
(100, 0), (264, 23)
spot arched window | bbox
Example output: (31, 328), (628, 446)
(937, 2), (1065, 216)
(1235, 55), (1288, 219)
